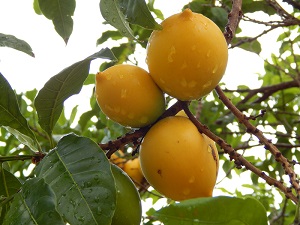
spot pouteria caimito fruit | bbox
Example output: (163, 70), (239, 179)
(139, 116), (219, 201)
(146, 8), (228, 101)
(95, 64), (165, 128)
(111, 164), (142, 225)
(123, 158), (144, 187)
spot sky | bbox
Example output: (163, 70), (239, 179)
(0, 0), (284, 212)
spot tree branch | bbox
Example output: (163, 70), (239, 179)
(215, 85), (300, 200)
(180, 100), (298, 203)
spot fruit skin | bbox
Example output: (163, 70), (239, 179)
(123, 158), (144, 187)
(111, 164), (142, 225)
(146, 8), (228, 101)
(110, 150), (125, 169)
(95, 64), (165, 128)
(139, 116), (219, 201)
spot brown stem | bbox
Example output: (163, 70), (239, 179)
(215, 85), (300, 200)
(180, 101), (298, 203)
(100, 100), (184, 157)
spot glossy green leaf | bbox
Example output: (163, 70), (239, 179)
(0, 73), (39, 151)
(153, 196), (268, 225)
(0, 166), (22, 224)
(33, 0), (42, 15)
(96, 30), (124, 45)
(0, 33), (34, 57)
(242, 0), (276, 15)
(34, 48), (116, 137)
(38, 0), (75, 43)
(34, 134), (116, 225)
(99, 0), (161, 39)
(232, 37), (262, 55)
(3, 177), (64, 225)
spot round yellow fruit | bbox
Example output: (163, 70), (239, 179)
(111, 164), (142, 225)
(139, 116), (219, 201)
(95, 64), (165, 128)
(123, 158), (144, 187)
(146, 8), (228, 100)
(110, 150), (125, 169)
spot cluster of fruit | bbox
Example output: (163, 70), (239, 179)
(96, 8), (228, 204)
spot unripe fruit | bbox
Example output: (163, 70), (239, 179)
(111, 164), (142, 225)
(123, 158), (144, 187)
(139, 116), (219, 201)
(95, 64), (165, 128)
(146, 8), (228, 100)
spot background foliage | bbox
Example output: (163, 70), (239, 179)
(0, 0), (300, 224)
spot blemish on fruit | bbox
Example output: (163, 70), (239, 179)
(139, 116), (148, 124)
(157, 169), (162, 176)
(167, 46), (176, 62)
(188, 80), (197, 88)
(183, 188), (191, 195)
(188, 176), (195, 183)
(121, 89), (127, 98)
(180, 61), (188, 70)
(180, 78), (187, 87)
(127, 113), (134, 119)
(202, 80), (212, 89)
(159, 78), (166, 84)
(212, 64), (219, 74)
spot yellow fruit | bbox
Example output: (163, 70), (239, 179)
(146, 8), (228, 100)
(111, 164), (142, 225)
(139, 116), (219, 201)
(123, 158), (144, 187)
(95, 64), (165, 128)
(110, 150), (125, 169)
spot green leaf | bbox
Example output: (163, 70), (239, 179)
(69, 105), (78, 125)
(0, 166), (22, 224)
(3, 177), (64, 225)
(153, 196), (268, 225)
(0, 33), (34, 57)
(0, 73), (39, 151)
(99, 0), (161, 39)
(96, 30), (124, 45)
(232, 37), (262, 55)
(38, 0), (75, 44)
(34, 48), (116, 137)
(34, 134), (116, 225)
(33, 0), (42, 15)
(2, 126), (39, 152)
(242, 0), (276, 15)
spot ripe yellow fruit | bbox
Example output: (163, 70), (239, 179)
(110, 150), (125, 169)
(123, 158), (144, 187)
(111, 164), (142, 225)
(139, 116), (219, 201)
(95, 64), (165, 128)
(146, 8), (228, 100)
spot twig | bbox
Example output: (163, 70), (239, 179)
(215, 85), (300, 200)
(180, 100), (298, 203)
(100, 100), (184, 157)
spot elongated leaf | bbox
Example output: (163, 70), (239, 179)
(153, 196), (268, 225)
(34, 48), (116, 137)
(35, 134), (116, 225)
(0, 73), (39, 151)
(33, 0), (42, 15)
(99, 0), (161, 39)
(38, 0), (75, 43)
(0, 33), (34, 57)
(0, 166), (22, 224)
(3, 177), (64, 225)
